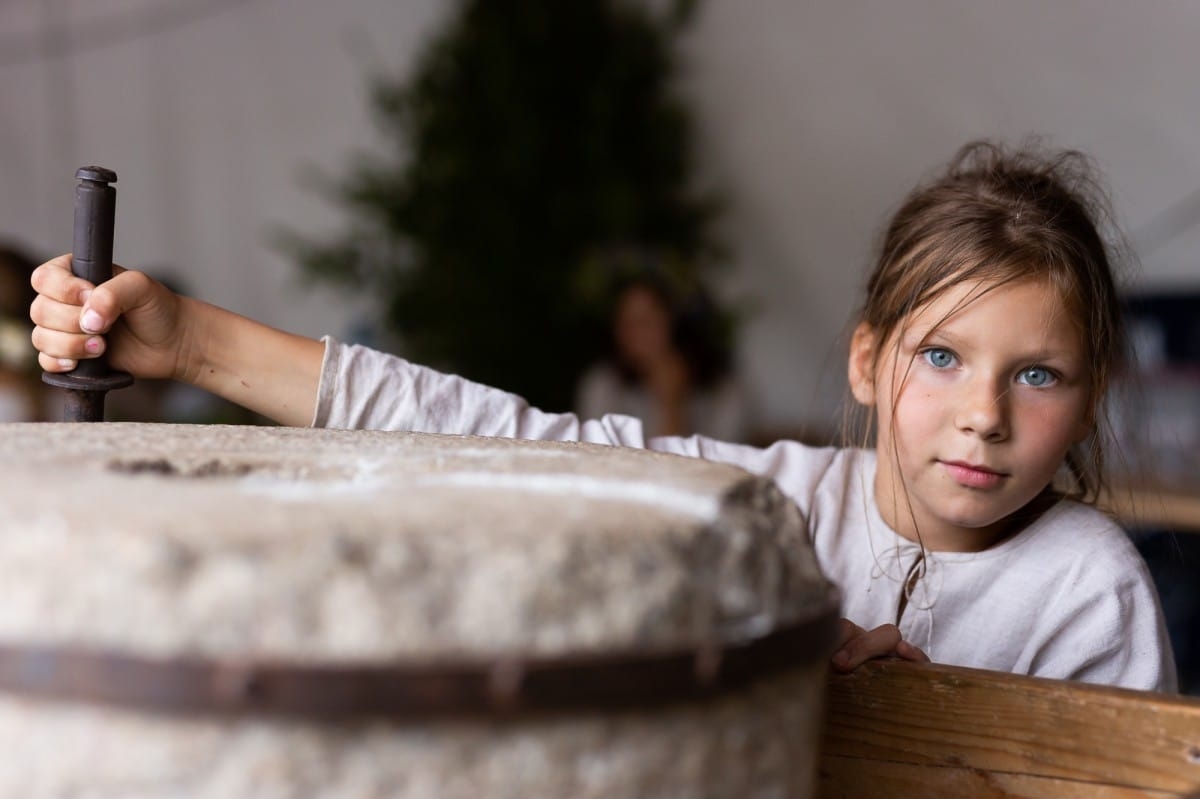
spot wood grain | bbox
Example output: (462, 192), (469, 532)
(819, 660), (1200, 797)
(820, 755), (1182, 798)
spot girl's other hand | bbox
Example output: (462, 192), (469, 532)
(30, 254), (186, 381)
(830, 619), (930, 673)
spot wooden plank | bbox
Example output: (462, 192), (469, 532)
(819, 754), (1184, 799)
(820, 660), (1200, 795)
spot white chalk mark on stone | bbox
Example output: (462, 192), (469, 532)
(410, 472), (720, 521)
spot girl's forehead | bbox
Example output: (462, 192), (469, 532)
(901, 277), (1085, 351)
(912, 277), (1070, 324)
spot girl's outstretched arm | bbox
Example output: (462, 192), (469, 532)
(30, 255), (323, 426)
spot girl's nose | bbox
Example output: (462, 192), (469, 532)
(955, 377), (1009, 441)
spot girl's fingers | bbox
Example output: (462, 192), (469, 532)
(30, 255), (93, 305)
(30, 264), (147, 367)
(831, 623), (903, 673)
(30, 294), (88, 334)
(29, 285), (107, 367)
(896, 639), (931, 663)
(31, 325), (105, 363)
(39, 352), (77, 373)
(831, 619), (865, 670)
(834, 618), (865, 650)
(29, 256), (132, 332)
(79, 269), (159, 334)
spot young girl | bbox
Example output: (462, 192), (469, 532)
(30, 140), (1177, 692)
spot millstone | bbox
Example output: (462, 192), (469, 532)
(0, 423), (838, 798)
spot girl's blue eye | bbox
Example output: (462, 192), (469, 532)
(923, 348), (956, 369)
(1018, 366), (1056, 387)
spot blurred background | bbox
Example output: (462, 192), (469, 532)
(1, 0), (1197, 431)
(0, 0), (1198, 688)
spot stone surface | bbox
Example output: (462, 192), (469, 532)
(0, 666), (826, 798)
(0, 423), (837, 797)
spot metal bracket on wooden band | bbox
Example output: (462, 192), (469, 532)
(0, 592), (839, 720)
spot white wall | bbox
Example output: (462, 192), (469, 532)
(2, 0), (1198, 430)
(0, 0), (447, 343)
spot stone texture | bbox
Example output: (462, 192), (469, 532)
(0, 423), (837, 797)
(0, 666), (826, 798)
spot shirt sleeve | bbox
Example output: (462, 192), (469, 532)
(315, 337), (650, 445)
(311, 338), (832, 502)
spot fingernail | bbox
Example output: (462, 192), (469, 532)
(80, 309), (104, 333)
(84, 336), (103, 354)
(57, 358), (75, 369)
(80, 289), (92, 303)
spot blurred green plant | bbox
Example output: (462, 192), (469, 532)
(279, 0), (728, 411)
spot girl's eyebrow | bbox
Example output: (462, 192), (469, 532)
(905, 326), (1081, 364)
(901, 326), (954, 348)
(1013, 350), (1079, 369)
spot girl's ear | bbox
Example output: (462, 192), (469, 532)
(848, 322), (877, 406)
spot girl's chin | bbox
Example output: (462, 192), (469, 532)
(913, 505), (1016, 549)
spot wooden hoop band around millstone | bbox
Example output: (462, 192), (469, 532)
(0, 593), (838, 721)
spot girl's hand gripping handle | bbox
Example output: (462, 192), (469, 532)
(40, 167), (133, 421)
(31, 254), (324, 427)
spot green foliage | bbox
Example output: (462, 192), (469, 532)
(282, 0), (725, 411)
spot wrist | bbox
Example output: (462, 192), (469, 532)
(174, 298), (323, 426)
(173, 295), (223, 386)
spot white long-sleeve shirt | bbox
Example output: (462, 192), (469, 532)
(313, 338), (1178, 692)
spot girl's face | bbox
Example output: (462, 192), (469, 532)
(849, 277), (1093, 552)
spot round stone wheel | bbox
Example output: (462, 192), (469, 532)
(0, 423), (838, 798)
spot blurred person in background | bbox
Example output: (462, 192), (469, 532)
(575, 270), (750, 441)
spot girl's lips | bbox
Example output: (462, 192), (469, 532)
(941, 460), (1006, 489)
